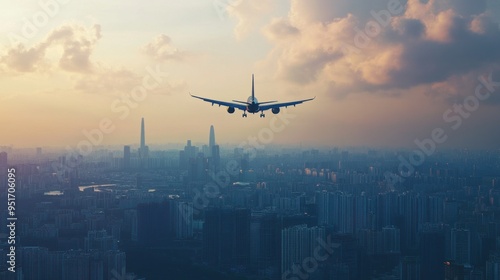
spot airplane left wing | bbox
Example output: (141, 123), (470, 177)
(190, 94), (248, 111)
(259, 97), (315, 111)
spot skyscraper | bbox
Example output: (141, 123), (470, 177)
(486, 254), (500, 280)
(209, 125), (215, 151)
(251, 213), (281, 277)
(451, 228), (471, 266)
(141, 118), (145, 148)
(180, 140), (198, 169)
(208, 125), (220, 171)
(174, 201), (193, 239)
(19, 247), (49, 280)
(211, 145), (220, 172)
(444, 261), (464, 280)
(382, 226), (401, 253)
(316, 191), (354, 233)
(420, 228), (445, 280)
(401, 256), (421, 280)
(281, 224), (326, 276)
(123, 145), (131, 170)
(137, 201), (174, 245)
(203, 208), (251, 268)
(138, 118), (149, 159)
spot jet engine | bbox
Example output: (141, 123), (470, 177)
(272, 108), (280, 114)
(227, 107), (235, 114)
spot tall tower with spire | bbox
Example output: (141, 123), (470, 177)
(208, 125), (220, 171)
(139, 118), (149, 159)
(209, 125), (215, 150)
(141, 118), (145, 149)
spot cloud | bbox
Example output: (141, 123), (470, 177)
(0, 23), (102, 73)
(262, 0), (500, 98)
(435, 67), (500, 105)
(289, 0), (402, 25)
(74, 67), (139, 95)
(74, 66), (188, 96)
(53, 24), (101, 72)
(0, 24), (187, 97)
(1, 43), (47, 72)
(142, 34), (189, 61)
(263, 18), (300, 42)
(227, 0), (273, 39)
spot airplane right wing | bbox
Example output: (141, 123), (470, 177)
(259, 97), (315, 111)
(190, 94), (248, 111)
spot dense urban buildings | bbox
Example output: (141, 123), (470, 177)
(1, 123), (500, 279)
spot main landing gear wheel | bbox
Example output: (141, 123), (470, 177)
(260, 113), (265, 118)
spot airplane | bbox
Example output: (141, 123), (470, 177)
(190, 74), (315, 117)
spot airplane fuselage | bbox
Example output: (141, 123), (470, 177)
(246, 96), (259, 113)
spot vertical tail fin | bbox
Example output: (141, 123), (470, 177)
(252, 74), (255, 100)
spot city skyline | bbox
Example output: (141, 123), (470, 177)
(1, 1), (500, 149)
(4, 1), (500, 280)
(2, 142), (500, 279)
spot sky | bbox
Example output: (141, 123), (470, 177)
(1, 0), (500, 150)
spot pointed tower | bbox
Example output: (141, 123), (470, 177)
(139, 118), (149, 159)
(209, 125), (220, 171)
(209, 125), (215, 150)
(140, 118), (145, 150)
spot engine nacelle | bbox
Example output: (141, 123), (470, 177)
(227, 107), (235, 114)
(272, 107), (280, 114)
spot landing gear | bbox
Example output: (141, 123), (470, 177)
(260, 112), (265, 118)
(242, 112), (248, 117)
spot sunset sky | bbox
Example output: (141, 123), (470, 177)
(1, 0), (500, 149)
